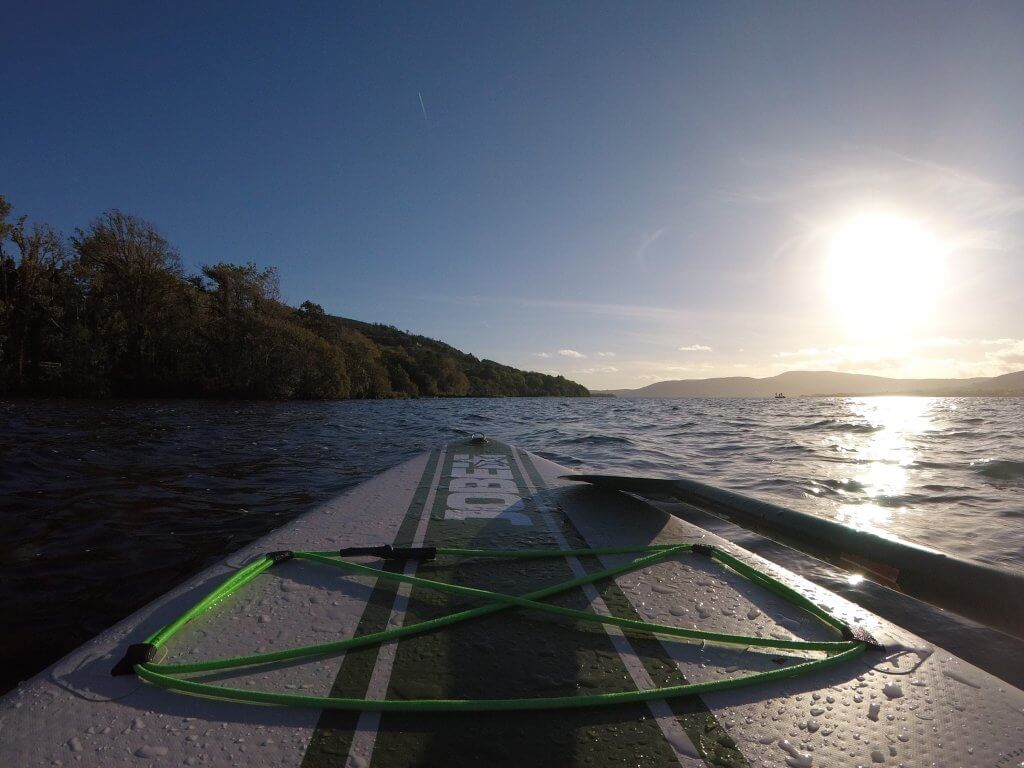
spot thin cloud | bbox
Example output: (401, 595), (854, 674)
(417, 92), (429, 127)
(920, 337), (966, 349)
(635, 227), (669, 264)
(679, 344), (713, 352)
(986, 339), (1024, 368)
(773, 347), (823, 358)
(981, 338), (1018, 346)
(533, 352), (551, 358)
(559, 349), (586, 358)
(596, 351), (616, 357)
(439, 294), (695, 322)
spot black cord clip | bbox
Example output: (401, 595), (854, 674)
(265, 550), (294, 564)
(338, 544), (436, 562)
(691, 543), (716, 557)
(842, 624), (884, 651)
(111, 642), (157, 676)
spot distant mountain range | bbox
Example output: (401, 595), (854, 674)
(599, 370), (1024, 398)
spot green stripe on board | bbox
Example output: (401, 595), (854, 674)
(367, 441), (682, 768)
(516, 449), (750, 768)
(301, 448), (442, 768)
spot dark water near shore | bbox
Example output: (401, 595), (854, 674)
(2, 396), (1023, 695)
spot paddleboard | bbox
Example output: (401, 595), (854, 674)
(1, 437), (1022, 767)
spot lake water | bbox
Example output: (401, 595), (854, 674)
(2, 396), (1023, 694)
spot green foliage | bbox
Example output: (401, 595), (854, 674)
(0, 196), (589, 400)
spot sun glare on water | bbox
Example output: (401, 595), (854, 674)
(825, 212), (946, 337)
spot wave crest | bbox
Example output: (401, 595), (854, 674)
(794, 418), (883, 434)
(973, 459), (1024, 482)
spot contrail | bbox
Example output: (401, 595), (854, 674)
(418, 91), (429, 126)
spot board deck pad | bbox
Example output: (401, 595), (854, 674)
(1, 438), (1023, 767)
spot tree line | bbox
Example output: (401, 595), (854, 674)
(0, 196), (589, 399)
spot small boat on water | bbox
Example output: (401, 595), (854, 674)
(2, 436), (1022, 767)
(774, 392), (786, 398)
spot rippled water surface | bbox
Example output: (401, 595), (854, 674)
(2, 396), (1023, 694)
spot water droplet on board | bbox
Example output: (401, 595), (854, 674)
(883, 683), (903, 699)
(134, 745), (169, 758)
(778, 739), (813, 768)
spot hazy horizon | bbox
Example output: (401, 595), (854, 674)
(4, 2), (1024, 389)
(596, 367), (1024, 398)
(604, 366), (1024, 386)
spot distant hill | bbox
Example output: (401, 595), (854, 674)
(599, 369), (1024, 398)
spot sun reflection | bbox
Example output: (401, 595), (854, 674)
(827, 397), (936, 531)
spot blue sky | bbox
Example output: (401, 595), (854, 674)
(4, 1), (1024, 388)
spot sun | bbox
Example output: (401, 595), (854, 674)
(824, 212), (946, 337)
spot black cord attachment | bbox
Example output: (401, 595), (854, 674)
(690, 543), (716, 557)
(111, 642), (157, 676)
(841, 624), (884, 651)
(338, 544), (437, 561)
(265, 550), (295, 564)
